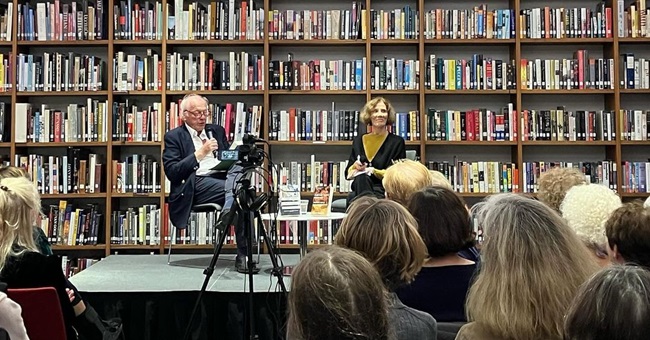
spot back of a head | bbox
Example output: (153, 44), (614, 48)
(606, 201), (650, 268)
(383, 159), (432, 206)
(0, 166), (29, 181)
(560, 184), (621, 252)
(287, 246), (390, 340)
(335, 196), (427, 290)
(537, 167), (587, 212)
(429, 170), (453, 190)
(408, 186), (471, 258)
(564, 265), (650, 340)
(0, 177), (41, 271)
(466, 193), (598, 339)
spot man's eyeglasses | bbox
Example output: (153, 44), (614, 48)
(185, 110), (210, 118)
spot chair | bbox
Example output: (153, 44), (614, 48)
(7, 287), (67, 340)
(331, 150), (418, 213)
(167, 203), (222, 264)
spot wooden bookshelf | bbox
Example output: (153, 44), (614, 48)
(7, 0), (649, 256)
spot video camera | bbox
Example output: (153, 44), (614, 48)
(220, 134), (265, 167)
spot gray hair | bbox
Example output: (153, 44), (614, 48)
(180, 93), (209, 113)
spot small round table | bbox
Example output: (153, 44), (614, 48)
(260, 212), (347, 275)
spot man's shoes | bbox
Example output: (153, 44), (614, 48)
(235, 256), (260, 274)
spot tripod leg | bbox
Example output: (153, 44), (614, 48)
(243, 211), (257, 340)
(182, 223), (230, 340)
(255, 212), (288, 294)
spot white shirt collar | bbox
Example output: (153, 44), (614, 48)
(185, 123), (207, 139)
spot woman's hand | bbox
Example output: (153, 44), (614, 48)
(66, 288), (75, 303)
(353, 160), (366, 172)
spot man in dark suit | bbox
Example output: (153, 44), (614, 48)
(162, 93), (258, 273)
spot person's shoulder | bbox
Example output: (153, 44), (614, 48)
(165, 125), (186, 139)
(456, 322), (497, 340)
(387, 132), (405, 142)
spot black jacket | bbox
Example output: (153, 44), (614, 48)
(162, 124), (229, 229)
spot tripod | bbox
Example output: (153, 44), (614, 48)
(182, 174), (288, 340)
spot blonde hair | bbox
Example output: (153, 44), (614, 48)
(537, 167), (587, 212)
(0, 166), (29, 180)
(360, 97), (396, 125)
(560, 184), (621, 247)
(335, 196), (427, 290)
(0, 177), (41, 272)
(465, 193), (598, 339)
(383, 159), (432, 206)
(287, 246), (391, 340)
(429, 170), (452, 190)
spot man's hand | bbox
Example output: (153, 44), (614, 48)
(195, 138), (219, 161)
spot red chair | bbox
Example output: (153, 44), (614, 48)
(7, 287), (67, 340)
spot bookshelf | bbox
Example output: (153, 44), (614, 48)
(3, 0), (650, 256)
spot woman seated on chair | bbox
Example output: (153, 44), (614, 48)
(345, 97), (406, 203)
(0, 176), (103, 340)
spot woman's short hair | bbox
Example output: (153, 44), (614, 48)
(564, 265), (650, 340)
(383, 159), (432, 206)
(537, 167), (587, 212)
(560, 184), (621, 251)
(465, 193), (598, 339)
(287, 246), (391, 340)
(429, 170), (452, 190)
(360, 97), (396, 125)
(0, 177), (41, 271)
(408, 186), (471, 257)
(335, 196), (427, 290)
(0, 166), (29, 180)
(606, 201), (650, 268)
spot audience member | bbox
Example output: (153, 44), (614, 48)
(537, 167), (587, 212)
(605, 201), (650, 268)
(429, 170), (453, 189)
(396, 186), (477, 322)
(0, 283), (28, 340)
(335, 196), (437, 340)
(560, 184), (622, 266)
(564, 265), (650, 340)
(287, 246), (391, 340)
(457, 194), (599, 340)
(0, 177), (105, 340)
(345, 97), (406, 203)
(383, 159), (432, 206)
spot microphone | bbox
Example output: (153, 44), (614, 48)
(207, 130), (218, 158)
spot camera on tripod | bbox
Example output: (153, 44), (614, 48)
(220, 134), (265, 167)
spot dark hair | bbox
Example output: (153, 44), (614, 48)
(606, 201), (650, 268)
(407, 186), (471, 257)
(564, 265), (650, 340)
(287, 246), (391, 340)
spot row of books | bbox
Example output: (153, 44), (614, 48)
(269, 57), (365, 91)
(428, 160), (519, 194)
(423, 8), (515, 40)
(426, 56), (516, 91)
(42, 201), (103, 245)
(622, 161), (650, 193)
(15, 101), (109, 143)
(520, 54), (615, 90)
(112, 101), (163, 142)
(166, 51), (264, 91)
(60, 257), (98, 278)
(522, 161), (617, 192)
(111, 155), (162, 194)
(269, 2), (363, 41)
(16, 152), (103, 194)
(110, 204), (163, 245)
(0, 3), (12, 41)
(621, 109), (650, 141)
(168, 0), (264, 41)
(275, 157), (352, 194)
(619, 0), (650, 38)
(269, 108), (361, 142)
(519, 5), (612, 39)
(275, 220), (342, 246)
(19, 1), (104, 41)
(370, 58), (419, 90)
(620, 54), (650, 89)
(427, 105), (517, 142)
(369, 7), (419, 40)
(521, 109), (616, 141)
(16, 53), (104, 92)
(113, 50), (161, 92)
(114, 0), (163, 40)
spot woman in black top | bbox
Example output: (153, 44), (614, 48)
(346, 97), (406, 203)
(396, 186), (478, 322)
